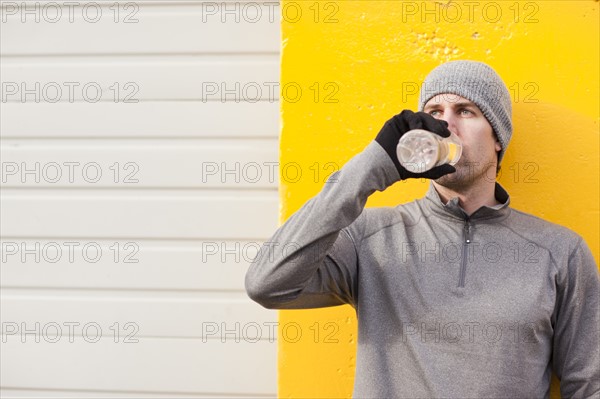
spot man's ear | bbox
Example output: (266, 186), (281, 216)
(494, 140), (502, 152)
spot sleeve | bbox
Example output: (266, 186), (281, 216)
(244, 141), (400, 309)
(551, 237), (600, 398)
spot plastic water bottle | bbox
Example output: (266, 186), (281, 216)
(396, 129), (462, 173)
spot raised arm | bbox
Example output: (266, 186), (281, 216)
(244, 111), (454, 309)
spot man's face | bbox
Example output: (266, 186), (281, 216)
(423, 93), (501, 190)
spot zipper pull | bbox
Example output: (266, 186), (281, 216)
(464, 219), (471, 244)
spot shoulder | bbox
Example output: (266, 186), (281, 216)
(506, 207), (582, 243)
(343, 199), (424, 244)
(504, 207), (591, 269)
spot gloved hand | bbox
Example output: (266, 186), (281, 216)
(375, 110), (457, 180)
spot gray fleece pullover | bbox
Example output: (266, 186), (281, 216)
(245, 141), (600, 398)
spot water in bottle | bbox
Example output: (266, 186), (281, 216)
(396, 129), (462, 173)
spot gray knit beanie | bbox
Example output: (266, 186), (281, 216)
(418, 60), (513, 164)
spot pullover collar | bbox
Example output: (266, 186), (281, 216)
(424, 182), (511, 222)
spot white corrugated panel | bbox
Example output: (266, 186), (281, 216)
(0, 1), (280, 397)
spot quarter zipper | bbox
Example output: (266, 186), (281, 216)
(459, 218), (472, 287)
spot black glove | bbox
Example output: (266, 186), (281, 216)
(375, 110), (456, 180)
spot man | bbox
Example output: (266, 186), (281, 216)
(245, 60), (600, 398)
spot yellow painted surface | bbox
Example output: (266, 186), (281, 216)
(279, 1), (599, 397)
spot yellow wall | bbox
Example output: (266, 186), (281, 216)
(279, 1), (599, 397)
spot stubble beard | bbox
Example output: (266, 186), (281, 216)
(434, 158), (497, 191)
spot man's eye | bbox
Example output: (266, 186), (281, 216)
(460, 109), (473, 116)
(429, 110), (441, 116)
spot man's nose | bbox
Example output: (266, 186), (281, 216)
(440, 114), (458, 135)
